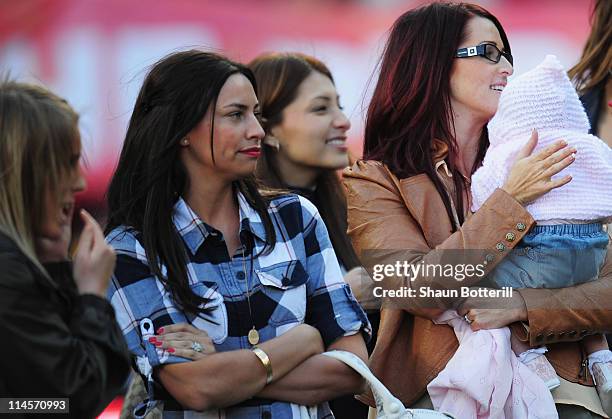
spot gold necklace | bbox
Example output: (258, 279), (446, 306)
(241, 247), (259, 346)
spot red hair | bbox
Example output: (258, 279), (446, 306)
(363, 2), (510, 229)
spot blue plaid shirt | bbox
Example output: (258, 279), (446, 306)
(107, 192), (371, 418)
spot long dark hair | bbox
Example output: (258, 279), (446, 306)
(568, 0), (611, 94)
(106, 50), (277, 315)
(249, 52), (360, 270)
(363, 3), (510, 229)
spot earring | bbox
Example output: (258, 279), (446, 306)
(181, 137), (189, 146)
(264, 136), (280, 151)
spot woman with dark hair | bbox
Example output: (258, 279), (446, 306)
(106, 50), (370, 418)
(570, 0), (612, 243)
(0, 81), (130, 418)
(569, 0), (611, 146)
(343, 2), (612, 417)
(248, 51), (374, 419)
(249, 52), (359, 275)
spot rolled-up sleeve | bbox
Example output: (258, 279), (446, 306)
(107, 231), (192, 379)
(299, 197), (371, 347)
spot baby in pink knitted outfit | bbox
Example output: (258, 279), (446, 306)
(471, 55), (612, 414)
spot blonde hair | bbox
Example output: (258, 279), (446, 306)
(0, 81), (79, 272)
(568, 0), (612, 93)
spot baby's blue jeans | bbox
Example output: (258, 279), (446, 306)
(489, 223), (609, 289)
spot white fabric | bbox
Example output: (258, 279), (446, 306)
(428, 311), (558, 419)
(320, 351), (454, 419)
(587, 349), (612, 376)
(517, 346), (547, 364)
(471, 55), (612, 221)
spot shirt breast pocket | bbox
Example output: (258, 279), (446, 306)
(256, 260), (308, 327)
(187, 282), (228, 344)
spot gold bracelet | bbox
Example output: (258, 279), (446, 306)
(251, 347), (273, 384)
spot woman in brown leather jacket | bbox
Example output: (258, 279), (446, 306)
(343, 3), (612, 417)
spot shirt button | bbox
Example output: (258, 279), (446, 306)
(516, 222), (526, 232)
(496, 243), (506, 252)
(236, 271), (245, 280)
(505, 232), (516, 242)
(485, 254), (495, 263)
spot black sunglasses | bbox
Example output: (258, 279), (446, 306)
(456, 44), (513, 66)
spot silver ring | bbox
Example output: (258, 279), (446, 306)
(464, 314), (473, 324)
(191, 341), (203, 352)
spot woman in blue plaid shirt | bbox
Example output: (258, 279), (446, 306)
(105, 50), (370, 418)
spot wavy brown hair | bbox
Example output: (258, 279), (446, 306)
(568, 0), (611, 94)
(249, 52), (360, 270)
(363, 2), (510, 230)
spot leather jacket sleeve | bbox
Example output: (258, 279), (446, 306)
(344, 160), (612, 344)
(0, 249), (131, 418)
(516, 245), (612, 346)
(344, 161), (535, 309)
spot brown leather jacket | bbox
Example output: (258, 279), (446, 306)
(343, 159), (612, 407)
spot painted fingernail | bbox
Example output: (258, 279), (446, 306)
(157, 327), (164, 334)
(167, 348), (175, 353)
(148, 337), (157, 343)
(154, 341), (163, 347)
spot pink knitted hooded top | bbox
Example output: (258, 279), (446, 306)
(471, 55), (612, 221)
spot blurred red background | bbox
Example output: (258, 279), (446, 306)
(0, 1), (594, 416)
(0, 0), (592, 215)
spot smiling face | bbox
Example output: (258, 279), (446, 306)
(450, 16), (513, 123)
(270, 70), (351, 171)
(36, 139), (86, 241)
(180, 73), (265, 183)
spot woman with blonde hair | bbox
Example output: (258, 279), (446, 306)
(0, 81), (130, 418)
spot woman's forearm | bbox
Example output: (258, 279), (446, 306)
(157, 324), (323, 411)
(256, 333), (368, 405)
(256, 353), (364, 405)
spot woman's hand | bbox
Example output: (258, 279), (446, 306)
(150, 323), (216, 360)
(156, 322), (325, 410)
(343, 267), (379, 310)
(457, 288), (527, 331)
(502, 130), (576, 205)
(73, 209), (116, 297)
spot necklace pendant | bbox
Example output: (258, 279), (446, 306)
(248, 328), (260, 346)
